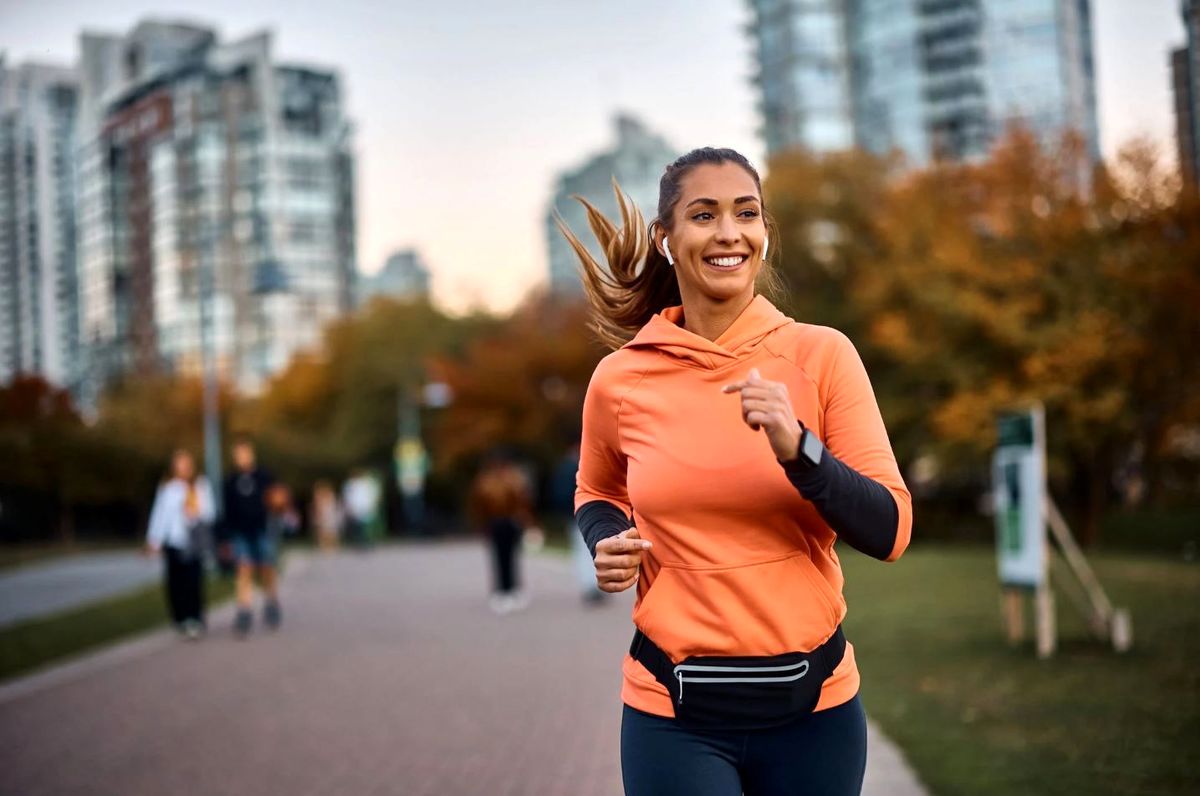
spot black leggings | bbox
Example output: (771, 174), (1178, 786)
(488, 518), (522, 594)
(164, 546), (205, 624)
(621, 695), (867, 796)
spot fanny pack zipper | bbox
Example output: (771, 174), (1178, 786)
(672, 660), (810, 704)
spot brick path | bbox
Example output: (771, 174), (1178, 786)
(0, 543), (925, 795)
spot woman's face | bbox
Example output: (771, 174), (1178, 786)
(172, 452), (195, 481)
(658, 162), (767, 307)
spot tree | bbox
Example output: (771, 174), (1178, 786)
(429, 291), (604, 483)
(764, 130), (1200, 542)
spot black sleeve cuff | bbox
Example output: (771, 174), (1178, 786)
(575, 500), (631, 558)
(780, 446), (900, 561)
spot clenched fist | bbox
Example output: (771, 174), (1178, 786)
(722, 367), (802, 462)
(593, 526), (652, 593)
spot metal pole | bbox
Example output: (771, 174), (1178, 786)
(200, 219), (223, 510)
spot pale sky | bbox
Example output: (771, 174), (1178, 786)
(1, 0), (1186, 313)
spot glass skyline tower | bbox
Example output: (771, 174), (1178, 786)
(1174, 0), (1200, 187)
(0, 60), (80, 390)
(748, 0), (1100, 166)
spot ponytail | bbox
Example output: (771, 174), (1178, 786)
(554, 181), (681, 350)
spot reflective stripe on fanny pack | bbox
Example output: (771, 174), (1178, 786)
(673, 660), (811, 704)
(629, 625), (846, 708)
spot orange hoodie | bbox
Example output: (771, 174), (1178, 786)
(575, 295), (912, 718)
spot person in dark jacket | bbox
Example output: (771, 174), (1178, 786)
(223, 436), (280, 637)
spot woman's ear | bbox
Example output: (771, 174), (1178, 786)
(661, 236), (675, 266)
(652, 222), (674, 265)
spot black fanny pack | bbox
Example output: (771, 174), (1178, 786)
(630, 625), (846, 731)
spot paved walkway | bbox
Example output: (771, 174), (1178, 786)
(0, 543), (926, 795)
(0, 550), (159, 628)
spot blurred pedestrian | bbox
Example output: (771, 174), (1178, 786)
(564, 148), (912, 794)
(342, 469), (380, 549)
(145, 449), (214, 640)
(468, 450), (534, 615)
(222, 435), (281, 637)
(311, 480), (343, 551)
(266, 483), (300, 544)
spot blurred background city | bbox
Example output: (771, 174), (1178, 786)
(0, 1), (1197, 794)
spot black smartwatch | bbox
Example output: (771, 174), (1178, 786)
(784, 421), (824, 470)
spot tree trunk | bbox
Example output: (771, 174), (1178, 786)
(1080, 456), (1109, 548)
(57, 499), (76, 547)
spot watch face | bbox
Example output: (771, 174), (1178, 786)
(802, 430), (824, 466)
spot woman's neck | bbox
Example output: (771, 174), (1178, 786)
(679, 291), (756, 342)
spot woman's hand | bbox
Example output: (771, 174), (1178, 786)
(593, 527), (652, 593)
(722, 367), (802, 462)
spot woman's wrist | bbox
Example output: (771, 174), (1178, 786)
(775, 420), (803, 463)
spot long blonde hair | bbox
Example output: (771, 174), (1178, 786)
(555, 147), (781, 350)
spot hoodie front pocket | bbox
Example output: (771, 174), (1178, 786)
(633, 553), (842, 662)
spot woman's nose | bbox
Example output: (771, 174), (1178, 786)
(715, 214), (740, 243)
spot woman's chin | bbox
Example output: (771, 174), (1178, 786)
(699, 276), (755, 302)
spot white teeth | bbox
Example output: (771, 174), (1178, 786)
(706, 256), (745, 267)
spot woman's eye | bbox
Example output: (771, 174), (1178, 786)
(692, 212), (713, 221)
(739, 209), (760, 218)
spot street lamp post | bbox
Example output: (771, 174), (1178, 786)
(394, 380), (453, 535)
(199, 219), (223, 511)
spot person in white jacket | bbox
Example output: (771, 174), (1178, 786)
(145, 449), (216, 639)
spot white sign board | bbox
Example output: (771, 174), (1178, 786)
(993, 407), (1046, 587)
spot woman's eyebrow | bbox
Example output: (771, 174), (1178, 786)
(684, 195), (761, 209)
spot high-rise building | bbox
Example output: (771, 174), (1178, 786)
(545, 115), (676, 295)
(748, 0), (1101, 166)
(748, 0), (855, 155)
(74, 20), (356, 398)
(0, 58), (80, 389)
(358, 249), (431, 304)
(1174, 1), (1200, 187)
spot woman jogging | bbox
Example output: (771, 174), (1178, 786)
(561, 148), (912, 795)
(145, 449), (215, 640)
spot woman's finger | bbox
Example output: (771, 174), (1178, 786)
(597, 553), (641, 570)
(597, 566), (638, 584)
(598, 534), (651, 555)
(600, 573), (639, 593)
(733, 386), (777, 402)
(745, 410), (771, 429)
(739, 398), (780, 416)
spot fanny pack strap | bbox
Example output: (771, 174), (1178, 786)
(629, 625), (847, 699)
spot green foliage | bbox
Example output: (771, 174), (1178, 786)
(241, 296), (494, 488)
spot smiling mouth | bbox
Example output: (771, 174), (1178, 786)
(703, 255), (748, 269)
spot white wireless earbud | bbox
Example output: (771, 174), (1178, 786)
(662, 236), (675, 266)
(762, 236), (769, 261)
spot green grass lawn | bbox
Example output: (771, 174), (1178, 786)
(841, 544), (1199, 796)
(0, 573), (236, 682)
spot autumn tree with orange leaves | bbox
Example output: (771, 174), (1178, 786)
(766, 130), (1200, 543)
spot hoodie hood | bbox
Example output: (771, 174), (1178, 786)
(623, 294), (794, 370)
